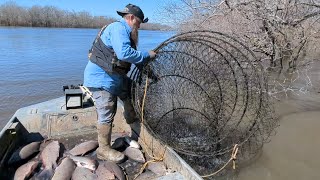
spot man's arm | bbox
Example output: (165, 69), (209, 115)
(110, 25), (149, 64)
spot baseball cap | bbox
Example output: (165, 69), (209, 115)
(117, 4), (149, 23)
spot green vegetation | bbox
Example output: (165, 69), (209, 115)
(0, 2), (171, 30)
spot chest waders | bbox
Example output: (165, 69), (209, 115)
(88, 25), (137, 75)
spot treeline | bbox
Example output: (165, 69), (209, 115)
(0, 2), (171, 30)
(160, 0), (320, 69)
(159, 0), (320, 98)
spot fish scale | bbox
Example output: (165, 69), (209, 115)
(8, 141), (41, 165)
(14, 161), (39, 180)
(69, 140), (98, 156)
(72, 167), (97, 180)
(98, 160), (126, 180)
(37, 140), (60, 179)
(69, 155), (98, 171)
(52, 157), (76, 180)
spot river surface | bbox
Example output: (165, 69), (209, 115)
(1, 27), (320, 180)
(0, 27), (174, 128)
(237, 93), (320, 180)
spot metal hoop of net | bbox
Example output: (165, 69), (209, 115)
(130, 31), (277, 177)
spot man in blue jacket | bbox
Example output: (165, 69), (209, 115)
(84, 4), (156, 163)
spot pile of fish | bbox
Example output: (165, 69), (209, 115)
(8, 135), (168, 180)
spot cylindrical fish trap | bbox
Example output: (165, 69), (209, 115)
(130, 31), (277, 178)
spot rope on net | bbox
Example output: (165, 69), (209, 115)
(129, 30), (278, 178)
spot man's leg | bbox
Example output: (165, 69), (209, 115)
(119, 77), (141, 141)
(121, 98), (141, 141)
(91, 89), (125, 163)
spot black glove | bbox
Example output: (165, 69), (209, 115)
(144, 65), (159, 82)
(135, 64), (159, 83)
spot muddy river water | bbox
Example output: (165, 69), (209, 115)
(237, 88), (320, 179)
(235, 58), (320, 180)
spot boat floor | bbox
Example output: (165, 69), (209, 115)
(55, 131), (148, 179)
(3, 131), (182, 180)
(1, 97), (193, 179)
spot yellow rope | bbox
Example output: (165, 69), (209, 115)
(134, 76), (166, 179)
(140, 76), (148, 126)
(135, 72), (240, 179)
(136, 74), (239, 179)
(201, 144), (239, 178)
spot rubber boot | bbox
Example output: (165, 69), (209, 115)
(97, 124), (125, 163)
(129, 121), (141, 141)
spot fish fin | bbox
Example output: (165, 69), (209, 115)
(37, 168), (53, 180)
(53, 163), (57, 169)
(63, 151), (71, 157)
(42, 137), (51, 144)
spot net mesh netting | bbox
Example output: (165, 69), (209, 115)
(129, 31), (278, 177)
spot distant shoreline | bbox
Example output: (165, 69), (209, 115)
(0, 25), (172, 31)
(0, 2), (172, 31)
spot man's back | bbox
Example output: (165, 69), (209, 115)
(84, 19), (148, 95)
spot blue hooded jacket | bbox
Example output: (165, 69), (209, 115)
(84, 19), (149, 95)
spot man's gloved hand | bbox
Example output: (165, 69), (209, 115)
(136, 50), (156, 74)
(146, 67), (159, 82)
(135, 64), (159, 83)
(135, 51), (158, 84)
(148, 50), (156, 59)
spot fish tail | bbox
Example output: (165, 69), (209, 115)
(37, 168), (53, 180)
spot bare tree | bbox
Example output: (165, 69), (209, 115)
(159, 0), (320, 99)
(219, 0), (320, 71)
(28, 5), (45, 27)
(0, 1), (27, 26)
(158, 0), (219, 30)
(0, 2), (169, 30)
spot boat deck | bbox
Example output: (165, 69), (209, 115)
(0, 97), (202, 179)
